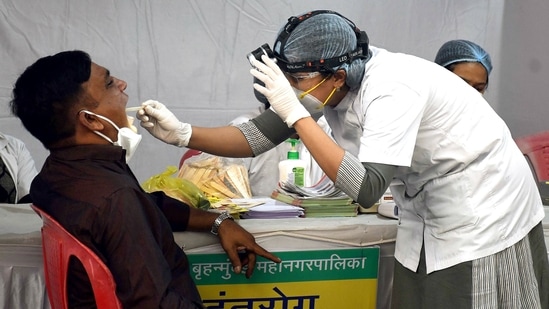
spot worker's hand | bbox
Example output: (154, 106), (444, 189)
(137, 100), (192, 147)
(217, 219), (281, 278)
(250, 55), (310, 127)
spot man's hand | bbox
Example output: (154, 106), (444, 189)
(250, 55), (311, 127)
(217, 219), (281, 278)
(137, 100), (192, 147)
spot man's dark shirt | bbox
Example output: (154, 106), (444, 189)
(31, 144), (203, 308)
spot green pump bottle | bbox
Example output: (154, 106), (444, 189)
(278, 138), (308, 187)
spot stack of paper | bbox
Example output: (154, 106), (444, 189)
(272, 176), (358, 217)
(241, 199), (304, 219)
(208, 198), (265, 217)
(279, 175), (345, 198)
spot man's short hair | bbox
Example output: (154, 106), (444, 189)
(10, 50), (92, 149)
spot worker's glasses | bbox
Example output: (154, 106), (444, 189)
(284, 72), (321, 84)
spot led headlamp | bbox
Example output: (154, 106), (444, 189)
(246, 10), (370, 73)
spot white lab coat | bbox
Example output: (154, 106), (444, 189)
(323, 47), (545, 273)
(0, 133), (38, 202)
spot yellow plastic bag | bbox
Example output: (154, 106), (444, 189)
(142, 166), (211, 210)
(177, 153), (252, 200)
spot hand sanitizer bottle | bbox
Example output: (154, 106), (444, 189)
(278, 139), (308, 187)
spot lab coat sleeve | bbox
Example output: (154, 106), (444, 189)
(336, 151), (397, 208)
(1, 134), (38, 201)
(236, 108), (295, 156)
(15, 141), (37, 200)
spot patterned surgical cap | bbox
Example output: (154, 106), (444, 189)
(434, 39), (492, 75)
(276, 12), (368, 90)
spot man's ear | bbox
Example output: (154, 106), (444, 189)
(77, 111), (104, 131)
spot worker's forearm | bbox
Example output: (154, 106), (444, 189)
(293, 117), (344, 181)
(188, 126), (254, 157)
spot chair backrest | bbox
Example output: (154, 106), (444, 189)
(179, 149), (203, 168)
(515, 130), (549, 205)
(515, 130), (549, 181)
(31, 205), (122, 309)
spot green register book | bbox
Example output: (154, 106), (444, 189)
(270, 189), (358, 217)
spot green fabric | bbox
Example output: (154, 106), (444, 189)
(250, 108), (295, 145)
(391, 222), (549, 309)
(529, 222), (549, 309)
(358, 162), (396, 208)
(392, 243), (472, 309)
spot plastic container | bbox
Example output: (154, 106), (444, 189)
(278, 139), (308, 187)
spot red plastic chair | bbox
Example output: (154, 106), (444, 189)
(515, 130), (549, 205)
(31, 205), (122, 309)
(179, 149), (202, 168)
(515, 130), (549, 181)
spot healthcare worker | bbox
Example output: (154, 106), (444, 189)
(0, 132), (37, 203)
(137, 10), (548, 308)
(435, 39), (492, 94)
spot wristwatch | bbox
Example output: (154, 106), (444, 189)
(210, 212), (234, 235)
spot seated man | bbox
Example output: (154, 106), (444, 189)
(10, 50), (280, 308)
(0, 132), (37, 203)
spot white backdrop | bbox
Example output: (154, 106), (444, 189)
(0, 0), (514, 182)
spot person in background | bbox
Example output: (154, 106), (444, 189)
(0, 132), (37, 203)
(10, 50), (280, 308)
(434, 39), (492, 94)
(137, 10), (548, 308)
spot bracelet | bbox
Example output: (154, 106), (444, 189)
(210, 212), (234, 235)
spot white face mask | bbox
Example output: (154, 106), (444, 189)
(293, 87), (325, 116)
(291, 74), (338, 118)
(80, 110), (142, 162)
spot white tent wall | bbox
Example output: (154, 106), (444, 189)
(498, 0), (549, 138)
(0, 0), (507, 183)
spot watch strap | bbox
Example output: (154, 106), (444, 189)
(210, 212), (234, 235)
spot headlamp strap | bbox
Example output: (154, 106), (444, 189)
(274, 10), (370, 73)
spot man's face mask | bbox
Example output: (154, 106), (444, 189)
(79, 110), (142, 162)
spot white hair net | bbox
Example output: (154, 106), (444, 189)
(434, 39), (492, 75)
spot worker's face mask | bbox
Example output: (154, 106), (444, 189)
(79, 110), (142, 162)
(293, 87), (324, 114)
(292, 75), (338, 115)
